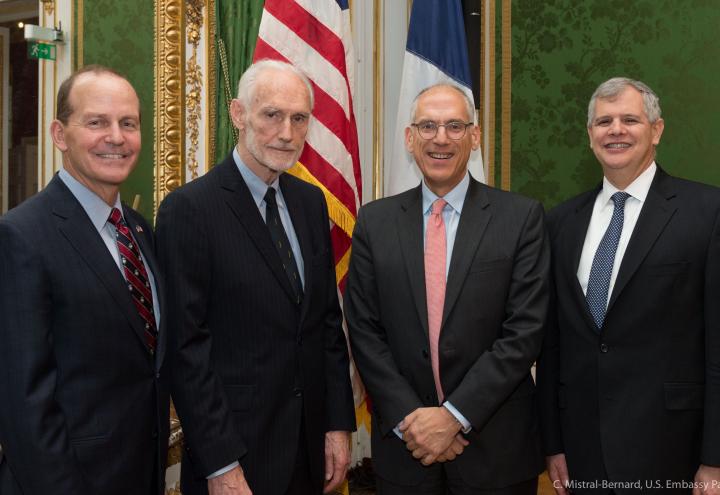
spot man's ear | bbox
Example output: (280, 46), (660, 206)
(50, 120), (68, 152)
(230, 99), (246, 131)
(405, 126), (413, 152)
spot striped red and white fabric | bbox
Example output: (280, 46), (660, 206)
(254, 0), (362, 293)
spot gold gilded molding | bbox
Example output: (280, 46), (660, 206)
(500, 0), (511, 191)
(480, 0), (496, 187)
(76, 0), (83, 68)
(186, 0), (203, 180)
(41, 0), (54, 16)
(207, 0), (216, 169)
(372, 0), (382, 199)
(0, 34), (4, 211)
(155, 0), (185, 214)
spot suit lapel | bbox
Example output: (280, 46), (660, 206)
(280, 174), (313, 326)
(563, 189), (599, 333)
(48, 178), (151, 351)
(397, 186), (429, 335)
(123, 207), (166, 369)
(607, 169), (677, 311)
(442, 179), (491, 326)
(216, 158), (299, 303)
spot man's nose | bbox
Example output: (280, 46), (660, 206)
(105, 123), (125, 144)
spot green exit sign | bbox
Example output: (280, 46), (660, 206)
(28, 42), (56, 61)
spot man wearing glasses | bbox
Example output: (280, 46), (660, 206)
(345, 83), (549, 494)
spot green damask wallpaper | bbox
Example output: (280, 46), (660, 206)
(509, 0), (720, 209)
(80, 0), (155, 219)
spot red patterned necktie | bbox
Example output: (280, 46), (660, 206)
(425, 198), (447, 402)
(108, 208), (157, 352)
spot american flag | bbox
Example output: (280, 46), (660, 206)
(254, 0), (362, 294)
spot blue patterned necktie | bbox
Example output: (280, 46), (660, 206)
(586, 191), (630, 331)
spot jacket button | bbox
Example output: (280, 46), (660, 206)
(293, 387), (303, 398)
(422, 349), (429, 359)
(599, 343), (609, 353)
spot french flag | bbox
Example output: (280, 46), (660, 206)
(387, 0), (485, 196)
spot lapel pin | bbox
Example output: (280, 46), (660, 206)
(136, 225), (144, 233)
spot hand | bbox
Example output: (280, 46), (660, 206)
(546, 453), (569, 495)
(435, 433), (470, 462)
(694, 464), (720, 495)
(323, 430), (351, 493)
(208, 466), (252, 495)
(399, 407), (462, 466)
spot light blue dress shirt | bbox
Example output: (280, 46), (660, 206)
(394, 173), (472, 438)
(58, 169), (160, 327)
(233, 148), (305, 288)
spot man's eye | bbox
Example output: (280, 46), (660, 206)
(292, 115), (307, 124)
(447, 122), (464, 132)
(265, 111), (281, 120)
(595, 119), (610, 126)
(419, 122), (437, 131)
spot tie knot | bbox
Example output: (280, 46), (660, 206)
(108, 207), (123, 226)
(264, 187), (278, 208)
(611, 191), (630, 209)
(431, 199), (447, 215)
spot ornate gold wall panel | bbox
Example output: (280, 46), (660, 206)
(154, 0), (185, 212)
(500, 0), (511, 191)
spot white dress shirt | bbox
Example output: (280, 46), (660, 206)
(577, 162), (657, 302)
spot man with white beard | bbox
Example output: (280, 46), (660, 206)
(156, 60), (355, 495)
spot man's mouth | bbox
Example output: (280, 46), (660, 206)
(95, 153), (129, 159)
(428, 152), (453, 159)
(604, 143), (630, 149)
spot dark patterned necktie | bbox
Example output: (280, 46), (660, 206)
(586, 192), (630, 331)
(264, 187), (303, 304)
(108, 208), (158, 352)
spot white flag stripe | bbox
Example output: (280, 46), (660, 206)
(387, 52), (485, 196)
(294, 0), (343, 39)
(259, 12), (351, 120)
(305, 116), (361, 208)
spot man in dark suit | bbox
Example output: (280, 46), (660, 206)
(537, 77), (720, 494)
(155, 60), (355, 495)
(344, 83), (549, 494)
(0, 65), (169, 494)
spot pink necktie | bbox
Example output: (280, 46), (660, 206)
(425, 198), (447, 402)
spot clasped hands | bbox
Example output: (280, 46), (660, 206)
(399, 406), (469, 466)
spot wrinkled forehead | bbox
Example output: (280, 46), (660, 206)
(415, 87), (470, 121)
(69, 72), (141, 117)
(251, 70), (312, 113)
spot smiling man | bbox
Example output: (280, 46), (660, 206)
(344, 83), (549, 494)
(0, 65), (169, 494)
(537, 77), (720, 494)
(155, 60), (354, 495)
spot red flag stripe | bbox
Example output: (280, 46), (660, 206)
(298, 145), (357, 211)
(263, 0), (347, 77)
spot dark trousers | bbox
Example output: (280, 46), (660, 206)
(284, 418), (317, 495)
(377, 463), (538, 495)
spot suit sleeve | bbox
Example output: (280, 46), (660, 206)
(445, 201), (550, 429)
(702, 207), (720, 466)
(0, 221), (87, 492)
(345, 208), (425, 435)
(317, 197), (356, 432)
(155, 192), (245, 477)
(536, 258), (564, 455)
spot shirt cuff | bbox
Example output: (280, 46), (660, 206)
(443, 401), (472, 434)
(207, 461), (239, 479)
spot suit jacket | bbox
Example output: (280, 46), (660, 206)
(0, 175), (169, 495)
(155, 155), (355, 495)
(537, 167), (720, 493)
(344, 176), (549, 488)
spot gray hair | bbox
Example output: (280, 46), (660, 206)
(236, 59), (314, 110)
(410, 83), (476, 124)
(587, 77), (661, 127)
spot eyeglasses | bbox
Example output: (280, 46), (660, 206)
(410, 121), (474, 140)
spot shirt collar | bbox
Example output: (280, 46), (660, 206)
(58, 168), (122, 233)
(599, 161), (656, 206)
(233, 147), (281, 208)
(422, 172), (470, 215)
